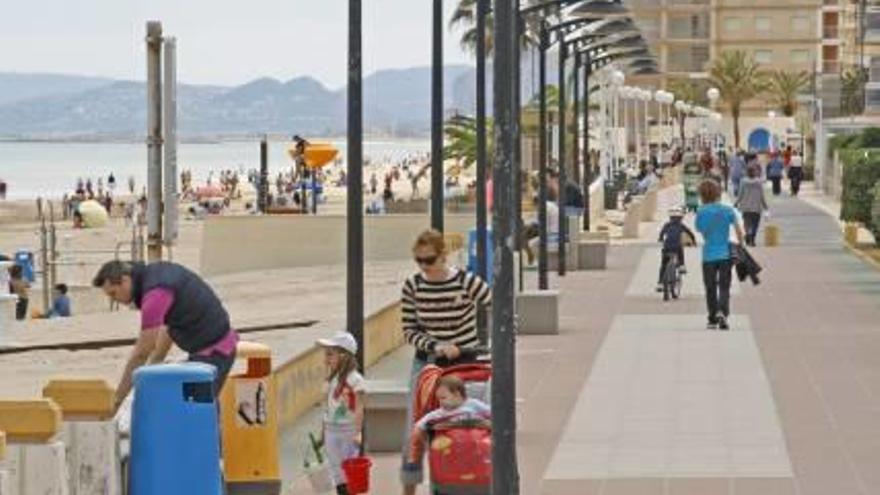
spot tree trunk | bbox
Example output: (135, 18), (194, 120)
(733, 106), (741, 150)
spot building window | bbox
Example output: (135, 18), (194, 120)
(755, 17), (771, 32)
(791, 16), (810, 32)
(724, 17), (742, 33)
(667, 13), (710, 39)
(668, 45), (711, 72)
(871, 56), (880, 82)
(755, 50), (773, 64)
(791, 49), (811, 64)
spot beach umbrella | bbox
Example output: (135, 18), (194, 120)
(287, 142), (339, 169)
(78, 200), (109, 228)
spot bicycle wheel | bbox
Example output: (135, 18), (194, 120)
(671, 270), (682, 299)
(663, 261), (676, 302)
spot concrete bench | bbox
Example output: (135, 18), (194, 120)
(641, 186), (659, 222)
(364, 380), (410, 453)
(516, 290), (559, 335)
(577, 240), (608, 270)
(622, 198), (643, 239)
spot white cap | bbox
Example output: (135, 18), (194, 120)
(316, 331), (358, 355)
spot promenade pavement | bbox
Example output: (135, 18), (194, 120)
(289, 184), (880, 495)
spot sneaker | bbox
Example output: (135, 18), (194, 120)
(679, 266), (688, 275)
(707, 319), (718, 330)
(656, 284), (664, 293)
(718, 315), (729, 331)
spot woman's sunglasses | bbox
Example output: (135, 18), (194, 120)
(415, 255), (439, 266)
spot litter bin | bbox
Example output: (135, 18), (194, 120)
(14, 251), (34, 283)
(467, 229), (493, 285)
(130, 363), (222, 495)
(219, 342), (281, 494)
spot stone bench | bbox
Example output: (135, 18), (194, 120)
(364, 379), (410, 453)
(622, 198), (643, 239)
(641, 186), (659, 222)
(516, 290), (559, 335)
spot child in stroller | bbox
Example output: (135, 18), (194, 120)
(406, 358), (492, 495)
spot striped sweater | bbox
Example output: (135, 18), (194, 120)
(401, 268), (492, 355)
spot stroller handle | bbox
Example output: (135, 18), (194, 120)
(433, 345), (490, 367)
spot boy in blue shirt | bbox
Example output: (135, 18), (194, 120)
(656, 207), (697, 292)
(48, 283), (72, 318)
(695, 180), (744, 330)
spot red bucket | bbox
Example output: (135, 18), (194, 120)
(341, 456), (373, 494)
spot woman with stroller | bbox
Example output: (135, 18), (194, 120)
(399, 229), (491, 495)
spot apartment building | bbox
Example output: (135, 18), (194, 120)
(626, 0), (825, 114)
(836, 0), (880, 112)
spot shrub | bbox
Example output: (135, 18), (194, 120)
(839, 148), (880, 227)
(872, 182), (880, 245)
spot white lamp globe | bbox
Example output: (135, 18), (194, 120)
(707, 87), (720, 102)
(610, 70), (626, 87)
(768, 110), (777, 119)
(654, 89), (665, 102)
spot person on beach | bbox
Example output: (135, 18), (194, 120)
(108, 173), (116, 192)
(735, 165), (768, 247)
(8, 264), (30, 321)
(316, 331), (365, 495)
(92, 260), (239, 409)
(695, 180), (745, 331)
(0, 179), (6, 200)
(128, 176), (135, 195)
(369, 173), (378, 195)
(400, 229), (491, 495)
(48, 283), (72, 318)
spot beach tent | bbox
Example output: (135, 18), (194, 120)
(77, 200), (109, 228)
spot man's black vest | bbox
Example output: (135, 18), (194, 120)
(131, 262), (230, 354)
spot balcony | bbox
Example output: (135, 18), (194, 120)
(823, 24), (840, 39)
(823, 60), (841, 73)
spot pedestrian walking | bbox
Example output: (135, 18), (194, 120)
(695, 180), (745, 330)
(92, 260), (239, 409)
(316, 331), (365, 495)
(729, 150), (746, 197)
(399, 229), (491, 495)
(735, 165), (768, 247)
(767, 153), (784, 196)
(788, 151), (804, 196)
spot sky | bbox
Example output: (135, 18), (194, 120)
(0, 0), (474, 89)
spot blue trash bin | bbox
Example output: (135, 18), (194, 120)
(467, 229), (493, 285)
(130, 363), (223, 495)
(13, 251), (34, 283)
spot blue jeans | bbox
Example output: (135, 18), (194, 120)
(400, 355), (428, 486)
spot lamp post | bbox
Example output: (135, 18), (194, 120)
(609, 69), (625, 176)
(431, 0), (443, 232)
(707, 87), (720, 152)
(347, 0), (365, 371)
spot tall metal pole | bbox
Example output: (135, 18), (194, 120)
(556, 38), (567, 276)
(491, 0), (518, 491)
(163, 37), (179, 255)
(348, 0), (365, 372)
(146, 21), (163, 262)
(514, 12), (524, 294)
(582, 57), (592, 232)
(258, 137), (269, 213)
(537, 25), (549, 291)
(572, 50), (581, 189)
(475, 0), (489, 345)
(431, 0), (444, 232)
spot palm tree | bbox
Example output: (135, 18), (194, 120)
(709, 50), (766, 149)
(766, 70), (810, 117)
(450, 0), (494, 54)
(443, 114), (495, 171)
(841, 67), (867, 116)
(667, 79), (708, 142)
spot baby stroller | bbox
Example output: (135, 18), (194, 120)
(411, 350), (492, 495)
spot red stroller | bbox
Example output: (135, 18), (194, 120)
(409, 352), (492, 495)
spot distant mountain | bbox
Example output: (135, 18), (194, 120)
(0, 72), (114, 106)
(0, 67), (481, 138)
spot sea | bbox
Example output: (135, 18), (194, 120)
(0, 139), (430, 200)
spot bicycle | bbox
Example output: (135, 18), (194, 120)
(661, 251), (683, 302)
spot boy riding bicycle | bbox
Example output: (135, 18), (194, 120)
(657, 207), (697, 292)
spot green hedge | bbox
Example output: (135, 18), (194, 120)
(840, 149), (880, 230)
(872, 182), (880, 244)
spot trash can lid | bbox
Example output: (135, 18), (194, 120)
(134, 363), (216, 384)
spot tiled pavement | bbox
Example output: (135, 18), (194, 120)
(288, 190), (880, 495)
